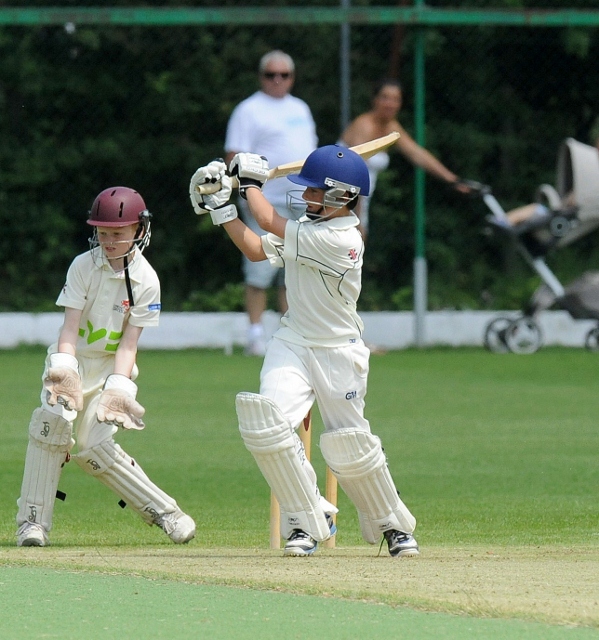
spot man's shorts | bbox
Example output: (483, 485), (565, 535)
(239, 198), (287, 289)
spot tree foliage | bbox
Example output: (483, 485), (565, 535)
(1, 1), (599, 312)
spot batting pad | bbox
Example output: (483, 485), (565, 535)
(73, 440), (178, 525)
(236, 392), (331, 542)
(16, 408), (74, 532)
(320, 429), (416, 543)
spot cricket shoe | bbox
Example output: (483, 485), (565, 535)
(326, 513), (337, 537)
(283, 515), (337, 557)
(156, 509), (196, 544)
(284, 530), (317, 557)
(384, 530), (419, 557)
(17, 522), (49, 547)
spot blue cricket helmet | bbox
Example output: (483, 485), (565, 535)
(288, 145), (370, 196)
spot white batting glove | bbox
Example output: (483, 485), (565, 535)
(43, 353), (83, 412)
(229, 153), (269, 199)
(97, 374), (145, 430)
(189, 159), (231, 214)
(208, 201), (238, 225)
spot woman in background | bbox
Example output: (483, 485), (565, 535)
(340, 79), (468, 240)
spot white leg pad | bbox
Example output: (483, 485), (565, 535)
(73, 440), (178, 525)
(320, 429), (416, 543)
(17, 408), (74, 531)
(278, 433), (338, 536)
(236, 392), (331, 541)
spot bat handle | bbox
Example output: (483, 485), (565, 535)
(196, 176), (240, 195)
(196, 182), (221, 195)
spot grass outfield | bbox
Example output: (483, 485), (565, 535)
(1, 346), (599, 636)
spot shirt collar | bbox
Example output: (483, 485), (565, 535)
(298, 213), (359, 229)
(99, 251), (144, 283)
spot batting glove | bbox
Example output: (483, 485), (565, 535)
(229, 153), (269, 199)
(44, 353), (84, 412)
(189, 159), (232, 214)
(97, 374), (145, 430)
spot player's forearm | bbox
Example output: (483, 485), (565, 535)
(246, 189), (274, 226)
(113, 325), (142, 377)
(114, 348), (137, 378)
(57, 335), (77, 357)
(57, 307), (82, 356)
(246, 189), (287, 238)
(223, 217), (267, 262)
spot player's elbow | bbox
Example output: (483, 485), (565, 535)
(247, 249), (268, 263)
(239, 236), (267, 262)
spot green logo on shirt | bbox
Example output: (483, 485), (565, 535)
(78, 321), (123, 351)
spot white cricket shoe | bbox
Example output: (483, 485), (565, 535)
(156, 509), (196, 544)
(283, 515), (336, 557)
(384, 530), (420, 557)
(17, 522), (49, 547)
(284, 530), (318, 557)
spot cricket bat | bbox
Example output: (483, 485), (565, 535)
(196, 131), (400, 195)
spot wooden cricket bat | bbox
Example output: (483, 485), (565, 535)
(196, 131), (400, 195)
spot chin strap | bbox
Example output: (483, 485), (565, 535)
(123, 255), (134, 308)
(122, 221), (148, 307)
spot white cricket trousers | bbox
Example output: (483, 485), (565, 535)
(259, 336), (372, 433)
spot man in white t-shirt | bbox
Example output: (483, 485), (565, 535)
(189, 147), (419, 559)
(16, 187), (195, 547)
(225, 50), (317, 356)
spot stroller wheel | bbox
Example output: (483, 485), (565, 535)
(483, 317), (512, 353)
(584, 327), (599, 352)
(504, 317), (542, 354)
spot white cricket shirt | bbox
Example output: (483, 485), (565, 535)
(225, 91), (317, 206)
(261, 214), (364, 347)
(56, 248), (161, 357)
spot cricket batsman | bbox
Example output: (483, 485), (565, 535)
(16, 187), (195, 547)
(189, 146), (419, 557)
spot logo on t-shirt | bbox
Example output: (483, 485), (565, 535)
(348, 248), (358, 261)
(113, 299), (130, 314)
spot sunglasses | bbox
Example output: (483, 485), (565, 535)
(263, 71), (292, 80)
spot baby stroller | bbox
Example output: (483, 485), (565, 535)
(474, 138), (599, 354)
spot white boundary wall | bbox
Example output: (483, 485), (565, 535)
(0, 310), (595, 351)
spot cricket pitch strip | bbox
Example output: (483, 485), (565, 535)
(2, 544), (599, 628)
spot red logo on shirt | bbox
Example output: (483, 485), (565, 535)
(113, 299), (131, 314)
(348, 248), (358, 261)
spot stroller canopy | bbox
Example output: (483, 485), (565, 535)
(555, 138), (599, 245)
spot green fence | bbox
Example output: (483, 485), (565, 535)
(2, 2), (599, 316)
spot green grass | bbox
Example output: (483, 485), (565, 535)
(3, 346), (599, 637)
(2, 346), (598, 550)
